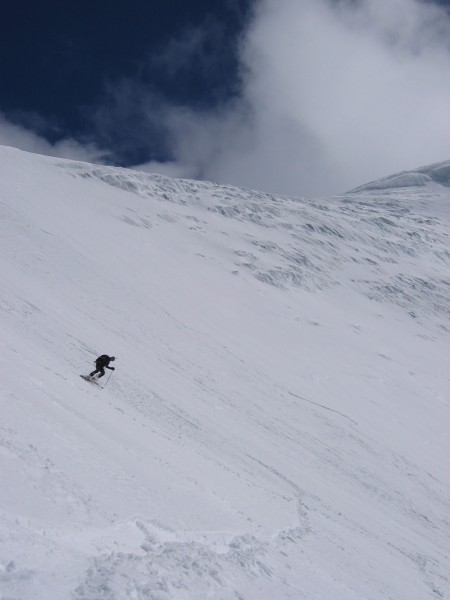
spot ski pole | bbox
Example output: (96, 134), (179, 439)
(102, 370), (113, 389)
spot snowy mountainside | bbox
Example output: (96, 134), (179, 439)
(0, 145), (449, 600)
(67, 157), (450, 325)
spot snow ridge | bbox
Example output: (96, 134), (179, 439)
(349, 159), (450, 192)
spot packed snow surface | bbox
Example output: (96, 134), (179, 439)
(0, 146), (449, 599)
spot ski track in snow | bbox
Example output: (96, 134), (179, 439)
(0, 147), (449, 599)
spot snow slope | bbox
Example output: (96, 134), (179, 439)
(0, 145), (449, 600)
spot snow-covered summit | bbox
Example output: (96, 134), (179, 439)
(0, 145), (449, 599)
(349, 159), (450, 192)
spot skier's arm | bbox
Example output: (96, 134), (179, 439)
(106, 365), (115, 370)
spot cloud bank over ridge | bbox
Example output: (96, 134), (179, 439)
(0, 113), (105, 165)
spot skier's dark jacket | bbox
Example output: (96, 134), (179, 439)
(96, 355), (115, 369)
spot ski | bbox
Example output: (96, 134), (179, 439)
(80, 374), (100, 386)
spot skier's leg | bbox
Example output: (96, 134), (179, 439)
(97, 367), (106, 378)
(90, 361), (103, 378)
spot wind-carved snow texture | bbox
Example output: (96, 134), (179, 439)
(0, 146), (449, 600)
(73, 511), (311, 600)
(65, 160), (450, 322)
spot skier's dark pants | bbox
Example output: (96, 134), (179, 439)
(90, 364), (105, 378)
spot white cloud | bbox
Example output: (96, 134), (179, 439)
(0, 112), (105, 164)
(140, 0), (450, 195)
(3, 0), (450, 196)
(134, 159), (198, 180)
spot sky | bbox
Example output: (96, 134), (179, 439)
(1, 0), (450, 196)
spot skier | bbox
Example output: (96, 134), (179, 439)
(89, 355), (116, 379)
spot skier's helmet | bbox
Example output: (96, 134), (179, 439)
(111, 356), (116, 361)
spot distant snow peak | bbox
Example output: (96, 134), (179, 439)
(349, 160), (450, 192)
